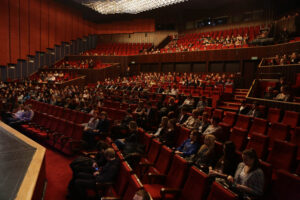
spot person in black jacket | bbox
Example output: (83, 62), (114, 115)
(69, 148), (120, 200)
(114, 121), (139, 151)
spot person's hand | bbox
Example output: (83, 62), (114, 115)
(175, 150), (182, 155)
(227, 175), (234, 183)
(93, 171), (99, 176)
(92, 162), (97, 168)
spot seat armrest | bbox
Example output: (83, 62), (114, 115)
(160, 188), (181, 199)
(147, 173), (167, 184)
(101, 197), (120, 200)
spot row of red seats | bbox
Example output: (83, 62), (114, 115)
(21, 111), (84, 155)
(106, 127), (299, 200)
(105, 135), (240, 200)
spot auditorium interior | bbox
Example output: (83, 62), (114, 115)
(0, 0), (300, 199)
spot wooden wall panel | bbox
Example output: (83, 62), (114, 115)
(9, 0), (20, 62)
(20, 0), (29, 60)
(0, 0), (96, 67)
(0, 0), (10, 65)
(41, 0), (49, 51)
(29, 0), (41, 55)
(48, 0), (56, 47)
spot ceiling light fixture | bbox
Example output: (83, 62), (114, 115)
(83, 0), (188, 14)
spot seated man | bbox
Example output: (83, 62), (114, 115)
(69, 148), (120, 200)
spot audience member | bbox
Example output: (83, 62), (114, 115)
(175, 130), (200, 157)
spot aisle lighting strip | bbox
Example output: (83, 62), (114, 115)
(84, 0), (187, 14)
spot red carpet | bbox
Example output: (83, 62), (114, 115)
(44, 148), (74, 200)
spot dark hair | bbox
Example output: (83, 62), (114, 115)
(96, 141), (109, 152)
(242, 149), (260, 173)
(212, 117), (220, 124)
(223, 141), (236, 158)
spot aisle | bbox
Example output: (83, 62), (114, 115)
(44, 148), (74, 200)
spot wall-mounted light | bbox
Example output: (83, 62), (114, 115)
(8, 63), (16, 69)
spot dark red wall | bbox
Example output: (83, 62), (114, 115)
(0, 0), (96, 66)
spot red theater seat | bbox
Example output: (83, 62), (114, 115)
(267, 122), (290, 149)
(233, 114), (251, 132)
(271, 169), (300, 200)
(207, 182), (237, 200)
(246, 133), (269, 160)
(176, 166), (209, 200)
(144, 155), (189, 200)
(248, 117), (268, 136)
(267, 140), (297, 172)
(267, 108), (281, 124)
(230, 127), (248, 151)
(281, 111), (300, 129)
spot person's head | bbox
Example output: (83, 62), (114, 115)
(204, 134), (216, 148)
(192, 109), (200, 118)
(181, 106), (189, 114)
(202, 112), (210, 122)
(160, 116), (169, 127)
(242, 149), (260, 172)
(96, 141), (109, 153)
(223, 141), (236, 157)
(104, 148), (116, 160)
(129, 121), (138, 131)
(167, 119), (176, 129)
(190, 130), (199, 142)
(132, 189), (151, 200)
(99, 111), (107, 120)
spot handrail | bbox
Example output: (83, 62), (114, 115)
(246, 79), (256, 98)
(247, 96), (300, 106)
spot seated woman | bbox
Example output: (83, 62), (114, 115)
(175, 130), (200, 158)
(273, 86), (290, 101)
(227, 149), (264, 199)
(209, 141), (240, 178)
(82, 111), (100, 149)
(186, 134), (217, 169)
(182, 109), (201, 130)
(152, 116), (169, 137)
(158, 119), (176, 148)
(202, 118), (222, 137)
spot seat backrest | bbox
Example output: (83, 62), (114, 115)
(179, 166), (209, 200)
(213, 109), (224, 120)
(260, 161), (273, 196)
(71, 124), (84, 141)
(234, 114), (251, 131)
(291, 127), (300, 157)
(221, 112), (236, 127)
(248, 117), (268, 136)
(281, 111), (300, 129)
(165, 155), (189, 188)
(272, 169), (300, 200)
(142, 133), (152, 153)
(267, 122), (289, 148)
(230, 128), (248, 151)
(267, 108), (281, 123)
(175, 126), (191, 147)
(63, 121), (75, 138)
(114, 161), (132, 197)
(267, 140), (297, 171)
(246, 133), (269, 159)
(154, 145), (173, 175)
(147, 139), (162, 164)
(122, 175), (143, 200)
(207, 182), (237, 200)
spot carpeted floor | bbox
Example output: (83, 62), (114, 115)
(44, 148), (74, 200)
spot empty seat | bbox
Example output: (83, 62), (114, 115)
(230, 127), (248, 151)
(271, 169), (300, 200)
(246, 133), (269, 160)
(233, 114), (251, 132)
(219, 112), (236, 128)
(267, 140), (297, 172)
(207, 182), (237, 200)
(144, 154), (189, 200)
(281, 111), (300, 129)
(248, 117), (268, 136)
(212, 109), (224, 120)
(267, 108), (281, 124)
(267, 122), (290, 149)
(175, 166), (209, 200)
(291, 127), (300, 160)
(143, 145), (173, 183)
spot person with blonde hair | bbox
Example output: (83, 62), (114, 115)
(187, 134), (217, 169)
